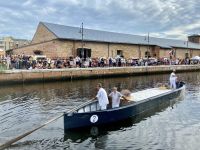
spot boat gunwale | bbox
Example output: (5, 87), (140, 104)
(64, 85), (185, 115)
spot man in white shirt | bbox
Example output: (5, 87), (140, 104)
(75, 56), (80, 67)
(109, 87), (123, 108)
(169, 69), (177, 89)
(93, 83), (109, 110)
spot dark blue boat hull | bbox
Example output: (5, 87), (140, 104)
(64, 86), (184, 131)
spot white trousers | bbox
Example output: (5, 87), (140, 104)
(100, 105), (107, 110)
(170, 78), (176, 89)
(112, 103), (120, 108)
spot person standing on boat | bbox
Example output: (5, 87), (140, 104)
(93, 83), (109, 110)
(109, 87), (123, 108)
(169, 69), (177, 89)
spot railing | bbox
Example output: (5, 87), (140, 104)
(77, 100), (100, 113)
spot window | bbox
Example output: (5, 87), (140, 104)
(77, 48), (91, 59)
(34, 50), (43, 55)
(145, 51), (150, 58)
(192, 37), (195, 41)
(117, 50), (123, 56)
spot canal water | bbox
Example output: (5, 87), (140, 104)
(0, 72), (200, 150)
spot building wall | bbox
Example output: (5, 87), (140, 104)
(13, 40), (152, 59)
(12, 38), (200, 59)
(13, 40), (76, 58)
(72, 42), (153, 59)
(60, 41), (146, 59)
(0, 37), (30, 51)
(109, 43), (140, 58)
(159, 49), (170, 58)
(152, 46), (160, 58)
(159, 48), (200, 59)
(12, 40), (60, 58)
(139, 45), (153, 58)
(55, 40), (74, 57)
(191, 49), (200, 57)
(13, 40), (30, 49)
(175, 48), (189, 59)
(175, 48), (200, 58)
(31, 23), (57, 44)
(73, 41), (109, 58)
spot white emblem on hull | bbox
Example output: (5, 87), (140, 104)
(90, 115), (98, 123)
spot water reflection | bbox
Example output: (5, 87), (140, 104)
(0, 72), (199, 150)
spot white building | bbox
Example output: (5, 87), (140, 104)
(0, 36), (30, 51)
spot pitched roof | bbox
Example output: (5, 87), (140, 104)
(41, 22), (200, 50)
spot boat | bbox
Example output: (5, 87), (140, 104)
(64, 95), (182, 141)
(64, 83), (185, 131)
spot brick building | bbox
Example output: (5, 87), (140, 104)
(12, 22), (200, 59)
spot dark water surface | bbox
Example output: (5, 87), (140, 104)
(0, 72), (200, 150)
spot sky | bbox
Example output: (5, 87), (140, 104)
(0, 0), (200, 40)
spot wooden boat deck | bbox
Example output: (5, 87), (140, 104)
(131, 88), (171, 102)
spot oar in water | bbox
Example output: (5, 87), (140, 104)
(0, 100), (94, 150)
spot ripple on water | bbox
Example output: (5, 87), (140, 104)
(0, 72), (200, 149)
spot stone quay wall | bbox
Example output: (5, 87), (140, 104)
(0, 65), (199, 84)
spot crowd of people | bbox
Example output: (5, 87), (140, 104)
(0, 54), (199, 70)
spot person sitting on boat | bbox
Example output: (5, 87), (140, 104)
(109, 87), (123, 108)
(169, 69), (177, 89)
(176, 78), (185, 88)
(93, 83), (109, 110)
(121, 89), (133, 101)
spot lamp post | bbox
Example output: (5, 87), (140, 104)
(145, 32), (150, 58)
(79, 22), (84, 59)
(147, 32), (150, 58)
(186, 40), (189, 58)
(81, 22), (84, 54)
(187, 41), (191, 58)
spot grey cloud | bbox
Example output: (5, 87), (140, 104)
(0, 0), (200, 40)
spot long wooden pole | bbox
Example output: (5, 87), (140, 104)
(0, 100), (94, 150)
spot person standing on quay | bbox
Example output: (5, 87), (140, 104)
(93, 83), (109, 110)
(6, 55), (11, 69)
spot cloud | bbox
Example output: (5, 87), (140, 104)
(158, 20), (200, 40)
(0, 0), (200, 40)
